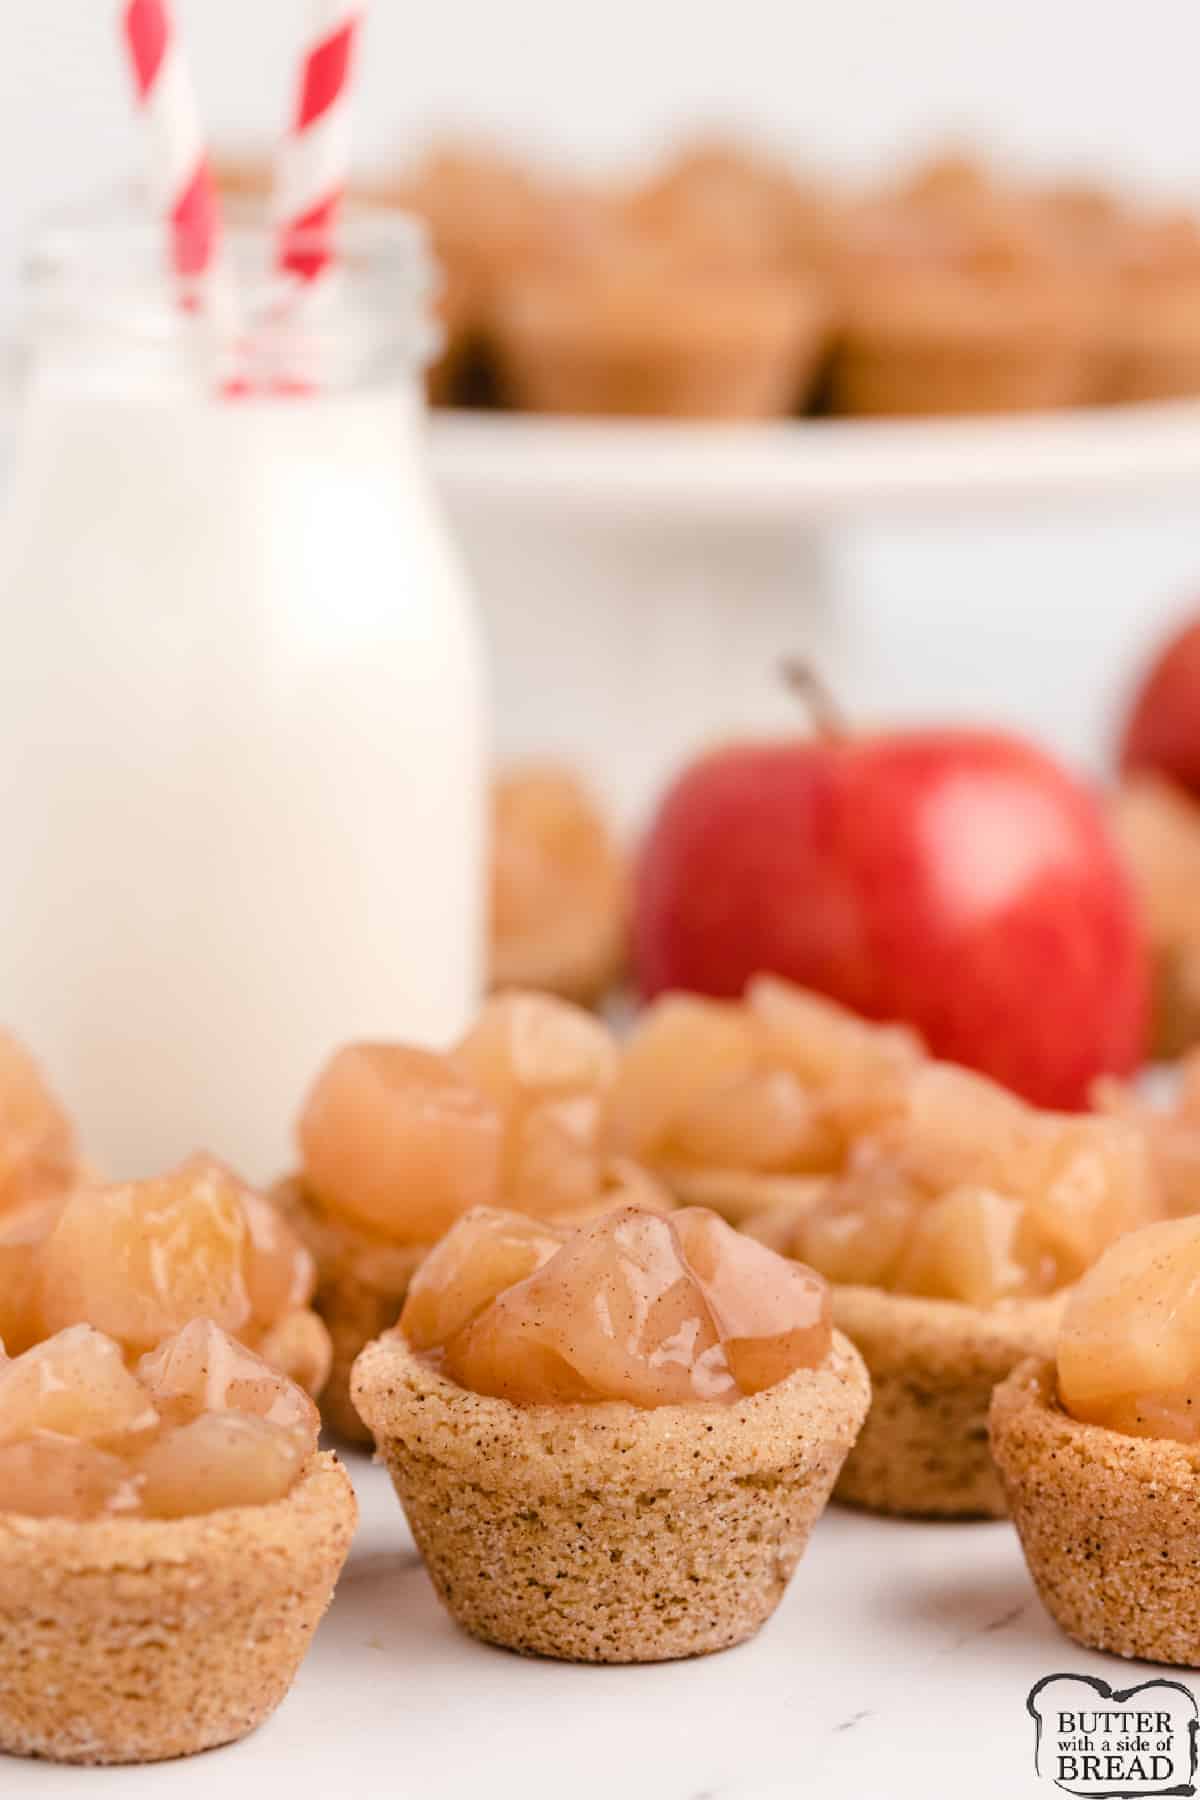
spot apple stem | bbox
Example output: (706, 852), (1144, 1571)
(780, 660), (847, 741)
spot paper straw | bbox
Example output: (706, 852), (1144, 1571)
(274, 2), (364, 282)
(120, 0), (223, 288)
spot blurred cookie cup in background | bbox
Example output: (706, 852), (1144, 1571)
(743, 1059), (1158, 1516)
(281, 993), (668, 1443)
(1108, 774), (1200, 1058)
(827, 190), (1108, 416)
(491, 243), (829, 420)
(490, 764), (628, 1006)
(1105, 210), (1200, 403)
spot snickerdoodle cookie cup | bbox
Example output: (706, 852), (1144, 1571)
(273, 1176), (425, 1446)
(492, 262), (829, 419)
(830, 1286), (1066, 1517)
(827, 192), (1105, 416)
(490, 764), (628, 1008)
(740, 1065), (1153, 1518)
(1108, 776), (1200, 1060)
(352, 1327), (868, 1663)
(991, 1358), (1200, 1665)
(0, 1452), (356, 1764)
(745, 1197), (1069, 1517)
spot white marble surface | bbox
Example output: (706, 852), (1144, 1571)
(2, 1447), (1182, 1800)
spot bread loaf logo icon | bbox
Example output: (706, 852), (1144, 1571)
(1028, 1674), (1198, 1797)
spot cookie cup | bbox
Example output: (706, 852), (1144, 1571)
(829, 1285), (1066, 1518)
(352, 1328), (869, 1663)
(1109, 286), (1200, 402)
(829, 270), (1099, 416)
(991, 1358), (1200, 1665)
(492, 274), (829, 419)
(0, 1451), (357, 1765)
(275, 1178), (425, 1446)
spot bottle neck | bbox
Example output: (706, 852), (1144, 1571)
(19, 208), (439, 402)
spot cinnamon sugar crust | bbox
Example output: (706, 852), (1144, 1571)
(742, 1196), (1071, 1517)
(991, 1357), (1200, 1665)
(829, 1284), (1066, 1518)
(0, 1451), (357, 1764)
(352, 1327), (868, 1663)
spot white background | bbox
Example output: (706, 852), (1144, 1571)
(9, 0), (1200, 288)
(9, 1), (1200, 767)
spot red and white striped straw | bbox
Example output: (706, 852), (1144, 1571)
(120, 0), (222, 287)
(274, 2), (364, 283)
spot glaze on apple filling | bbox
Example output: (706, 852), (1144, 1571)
(400, 1203), (832, 1406)
(0, 1319), (319, 1519)
(1057, 1216), (1200, 1441)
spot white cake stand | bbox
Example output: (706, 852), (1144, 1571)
(431, 401), (1200, 820)
(433, 399), (1200, 521)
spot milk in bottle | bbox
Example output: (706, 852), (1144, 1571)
(0, 213), (488, 1181)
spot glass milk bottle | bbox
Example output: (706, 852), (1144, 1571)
(0, 212), (488, 1183)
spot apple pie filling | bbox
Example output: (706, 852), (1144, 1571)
(0, 1032), (77, 1216)
(1056, 1215), (1200, 1440)
(0, 1318), (320, 1519)
(786, 1062), (1156, 1304)
(605, 979), (1155, 1305)
(1095, 1051), (1200, 1220)
(400, 1203), (831, 1406)
(295, 991), (668, 1250)
(490, 764), (627, 1002)
(0, 1154), (328, 1394)
(607, 979), (920, 1184)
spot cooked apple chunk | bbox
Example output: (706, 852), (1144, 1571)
(0, 1321), (319, 1519)
(401, 1203), (831, 1407)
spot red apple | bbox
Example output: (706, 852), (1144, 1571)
(1121, 615), (1200, 801)
(634, 723), (1149, 1109)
